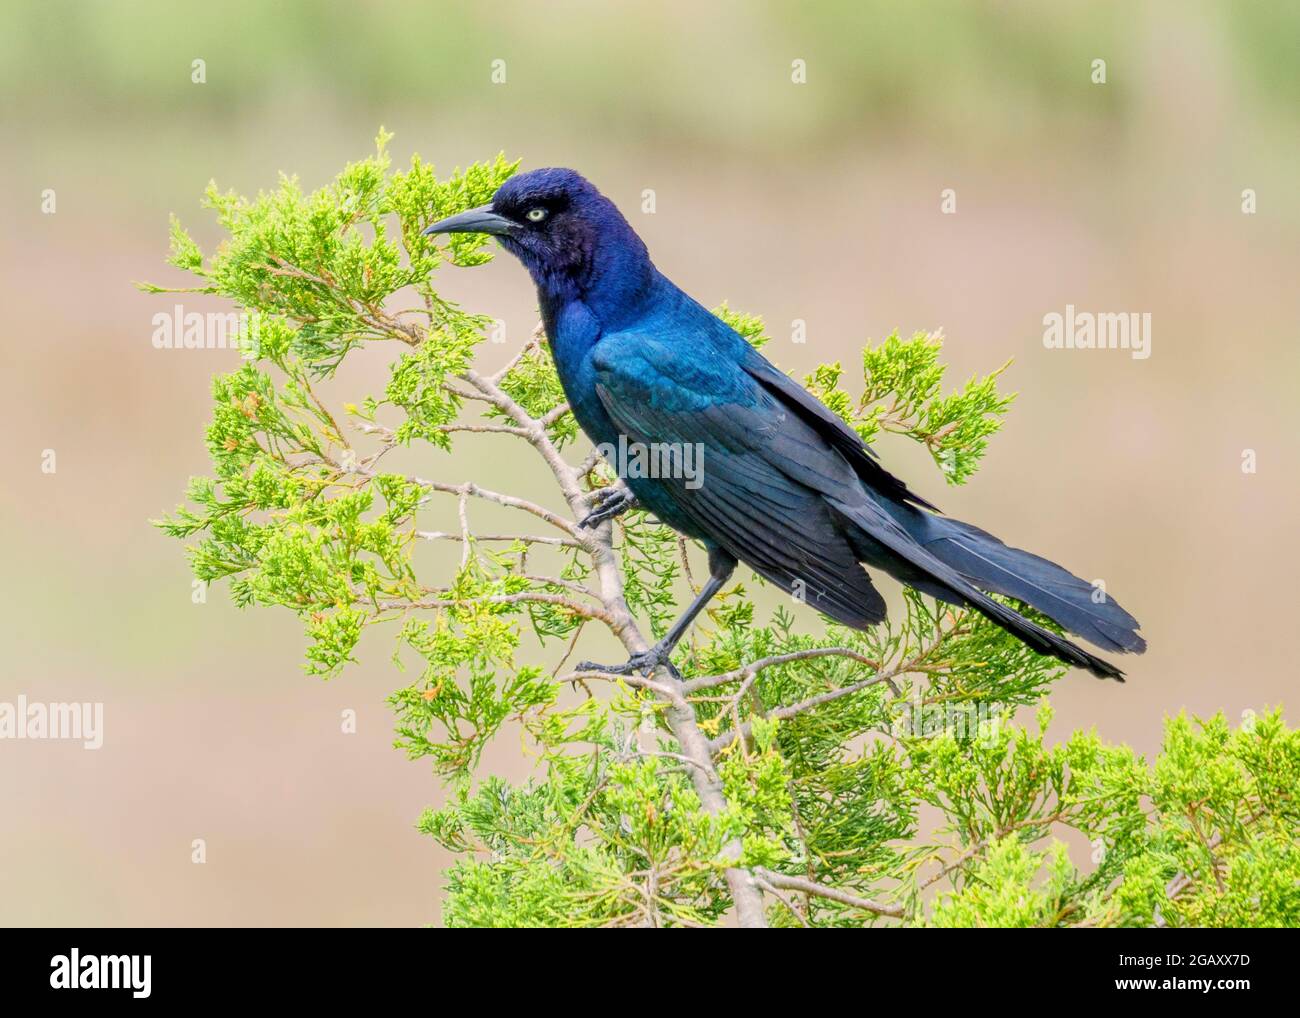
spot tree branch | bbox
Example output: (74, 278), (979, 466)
(707, 666), (903, 756)
(753, 868), (903, 918)
(682, 647), (883, 694)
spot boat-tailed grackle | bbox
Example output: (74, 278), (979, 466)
(425, 169), (1146, 680)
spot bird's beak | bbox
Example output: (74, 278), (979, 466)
(421, 204), (513, 237)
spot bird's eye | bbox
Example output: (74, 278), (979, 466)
(526, 208), (548, 222)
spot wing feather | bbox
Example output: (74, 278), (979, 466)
(591, 335), (887, 628)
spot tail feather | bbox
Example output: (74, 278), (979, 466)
(830, 499), (1144, 681)
(945, 581), (1132, 681)
(919, 517), (1147, 655)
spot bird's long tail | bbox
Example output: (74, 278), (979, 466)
(834, 500), (1146, 680)
(919, 515), (1146, 655)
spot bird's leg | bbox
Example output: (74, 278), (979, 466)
(578, 548), (737, 679)
(578, 485), (639, 530)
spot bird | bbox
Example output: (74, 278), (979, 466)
(423, 169), (1146, 680)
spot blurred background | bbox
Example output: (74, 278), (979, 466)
(0, 0), (1296, 926)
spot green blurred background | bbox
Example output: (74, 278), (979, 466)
(1, 0), (1296, 926)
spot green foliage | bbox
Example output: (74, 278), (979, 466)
(493, 338), (580, 448)
(154, 137), (1297, 928)
(150, 131), (518, 678)
(914, 707), (1300, 928)
(713, 302), (770, 349)
(804, 330), (1013, 484)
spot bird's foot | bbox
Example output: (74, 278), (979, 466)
(576, 641), (680, 681)
(578, 486), (639, 529)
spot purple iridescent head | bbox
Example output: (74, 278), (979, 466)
(423, 167), (649, 302)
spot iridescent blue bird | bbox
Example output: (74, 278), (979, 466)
(424, 169), (1146, 679)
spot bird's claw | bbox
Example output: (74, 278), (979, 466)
(578, 487), (639, 529)
(575, 644), (680, 681)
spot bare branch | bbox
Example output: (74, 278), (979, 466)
(518, 573), (601, 599)
(302, 449), (579, 537)
(487, 320), (546, 383)
(555, 669), (685, 704)
(421, 479), (578, 536)
(682, 647), (883, 694)
(753, 868), (903, 919)
(384, 591), (619, 627)
(456, 486), (472, 568)
(416, 531), (580, 548)
(577, 446), (606, 476)
(540, 402), (572, 427)
(439, 422), (532, 437)
(707, 666), (902, 755)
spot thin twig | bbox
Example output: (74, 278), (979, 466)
(682, 647), (882, 694)
(416, 531), (580, 548)
(753, 868), (903, 918)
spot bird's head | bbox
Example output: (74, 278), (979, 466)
(423, 168), (651, 308)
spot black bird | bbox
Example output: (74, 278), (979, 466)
(425, 169), (1146, 680)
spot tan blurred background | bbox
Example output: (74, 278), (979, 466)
(0, 0), (1296, 926)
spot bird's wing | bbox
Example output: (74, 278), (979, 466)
(737, 346), (938, 510)
(590, 331), (887, 627)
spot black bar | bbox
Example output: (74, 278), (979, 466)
(0, 929), (1288, 1004)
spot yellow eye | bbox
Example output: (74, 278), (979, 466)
(526, 208), (547, 222)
